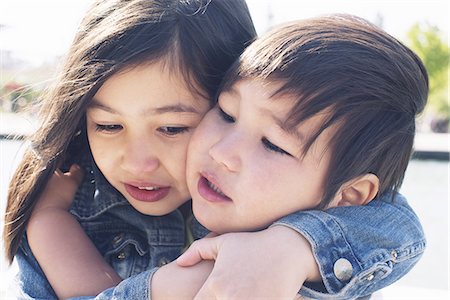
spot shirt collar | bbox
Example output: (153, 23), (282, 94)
(70, 150), (129, 220)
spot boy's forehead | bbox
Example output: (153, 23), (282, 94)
(224, 79), (306, 134)
(226, 78), (289, 102)
(247, 79), (336, 140)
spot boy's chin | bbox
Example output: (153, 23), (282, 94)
(194, 213), (229, 234)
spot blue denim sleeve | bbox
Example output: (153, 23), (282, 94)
(272, 192), (426, 299)
(67, 268), (157, 300)
(15, 238), (58, 299)
(16, 237), (157, 300)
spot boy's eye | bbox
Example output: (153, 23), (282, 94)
(262, 137), (292, 156)
(95, 124), (123, 132)
(218, 107), (235, 123)
(157, 126), (189, 136)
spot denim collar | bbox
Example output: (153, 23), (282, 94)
(70, 150), (129, 220)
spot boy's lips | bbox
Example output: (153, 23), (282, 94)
(124, 182), (170, 202)
(197, 174), (232, 203)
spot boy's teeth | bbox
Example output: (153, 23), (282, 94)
(207, 180), (226, 197)
(138, 186), (160, 191)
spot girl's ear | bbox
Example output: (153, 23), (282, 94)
(330, 174), (379, 208)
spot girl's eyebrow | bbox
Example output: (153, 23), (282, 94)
(152, 104), (200, 114)
(89, 98), (201, 115)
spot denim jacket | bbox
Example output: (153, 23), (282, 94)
(16, 152), (186, 299)
(274, 193), (426, 299)
(15, 152), (426, 299)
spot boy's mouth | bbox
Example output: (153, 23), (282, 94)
(206, 179), (227, 197)
(197, 175), (232, 203)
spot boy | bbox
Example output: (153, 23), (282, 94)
(153, 14), (428, 299)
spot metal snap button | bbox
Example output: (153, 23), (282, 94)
(117, 252), (126, 260)
(365, 273), (375, 281)
(112, 233), (124, 246)
(333, 258), (353, 281)
(391, 250), (398, 261)
(158, 257), (171, 267)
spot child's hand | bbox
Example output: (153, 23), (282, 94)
(177, 226), (319, 299)
(34, 164), (84, 211)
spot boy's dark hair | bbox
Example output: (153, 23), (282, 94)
(220, 14), (428, 208)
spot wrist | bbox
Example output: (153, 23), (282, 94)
(269, 225), (321, 282)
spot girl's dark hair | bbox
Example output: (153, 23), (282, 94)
(220, 14), (428, 209)
(4, 0), (256, 262)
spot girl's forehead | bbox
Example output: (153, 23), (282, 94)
(92, 60), (210, 113)
(117, 55), (208, 100)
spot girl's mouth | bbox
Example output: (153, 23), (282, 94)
(197, 176), (232, 203)
(124, 183), (170, 202)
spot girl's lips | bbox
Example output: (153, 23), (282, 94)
(124, 183), (170, 202)
(197, 176), (232, 203)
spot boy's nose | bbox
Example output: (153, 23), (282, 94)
(208, 131), (242, 172)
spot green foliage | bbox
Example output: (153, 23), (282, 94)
(407, 23), (449, 119)
(0, 82), (40, 113)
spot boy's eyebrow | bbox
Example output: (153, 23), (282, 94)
(221, 86), (241, 100)
(89, 98), (201, 115)
(272, 114), (306, 142)
(224, 85), (305, 142)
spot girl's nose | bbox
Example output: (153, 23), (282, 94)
(208, 130), (242, 172)
(121, 138), (160, 174)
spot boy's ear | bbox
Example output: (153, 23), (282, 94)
(331, 174), (379, 208)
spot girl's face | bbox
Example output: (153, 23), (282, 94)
(187, 79), (336, 233)
(87, 61), (210, 216)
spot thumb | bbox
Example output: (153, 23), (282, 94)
(66, 164), (84, 185)
(177, 236), (221, 267)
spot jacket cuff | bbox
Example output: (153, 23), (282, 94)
(272, 210), (362, 294)
(91, 267), (158, 300)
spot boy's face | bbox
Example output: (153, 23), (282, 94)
(187, 79), (336, 233)
(87, 61), (210, 216)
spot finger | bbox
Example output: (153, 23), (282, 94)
(177, 237), (221, 267)
(66, 164), (85, 185)
(54, 169), (64, 176)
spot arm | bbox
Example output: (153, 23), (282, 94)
(176, 192), (425, 299)
(273, 191), (426, 298)
(151, 260), (214, 299)
(17, 248), (209, 300)
(27, 165), (122, 299)
(151, 228), (315, 300)
(177, 227), (319, 299)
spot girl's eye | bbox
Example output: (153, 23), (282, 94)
(218, 107), (235, 123)
(95, 124), (123, 132)
(157, 126), (189, 136)
(262, 137), (292, 156)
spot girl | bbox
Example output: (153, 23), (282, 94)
(5, 0), (257, 298)
(4, 1), (425, 299)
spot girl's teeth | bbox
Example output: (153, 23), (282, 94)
(138, 186), (160, 191)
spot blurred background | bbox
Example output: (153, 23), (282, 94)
(1, 0), (449, 299)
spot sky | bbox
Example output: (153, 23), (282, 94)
(0, 0), (449, 66)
